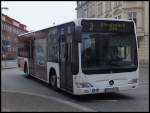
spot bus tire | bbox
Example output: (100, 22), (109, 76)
(49, 69), (57, 90)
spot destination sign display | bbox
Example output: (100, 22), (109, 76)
(81, 20), (134, 33)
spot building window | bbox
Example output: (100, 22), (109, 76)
(14, 28), (16, 33)
(17, 29), (20, 34)
(10, 25), (13, 32)
(2, 40), (11, 52)
(114, 2), (117, 7)
(88, 4), (92, 17)
(8, 25), (12, 32)
(13, 21), (19, 27)
(83, 7), (88, 18)
(7, 24), (9, 31)
(114, 1), (122, 8)
(8, 36), (11, 41)
(13, 47), (15, 52)
(4, 24), (6, 31)
(78, 1), (82, 6)
(8, 25), (10, 32)
(118, 1), (121, 5)
(118, 15), (121, 19)
(128, 12), (137, 24)
(6, 24), (9, 32)
(7, 25), (9, 32)
(98, 3), (103, 16)
(105, 1), (111, 11)
(88, 2), (95, 17)
(5, 24), (8, 31)
(2, 23), (4, 30)
(92, 3), (95, 17)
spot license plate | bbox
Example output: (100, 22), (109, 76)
(92, 88), (99, 93)
(104, 87), (119, 93)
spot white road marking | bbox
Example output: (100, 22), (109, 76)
(95, 100), (118, 102)
(2, 90), (96, 112)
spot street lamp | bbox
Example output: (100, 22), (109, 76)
(1, 7), (8, 68)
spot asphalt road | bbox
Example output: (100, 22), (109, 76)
(1, 67), (149, 112)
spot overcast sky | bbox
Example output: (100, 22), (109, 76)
(1, 1), (77, 31)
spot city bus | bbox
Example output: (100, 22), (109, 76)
(17, 18), (139, 95)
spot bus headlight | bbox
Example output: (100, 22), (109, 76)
(128, 78), (138, 84)
(75, 82), (93, 88)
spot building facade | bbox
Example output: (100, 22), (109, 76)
(1, 14), (28, 60)
(76, 1), (149, 65)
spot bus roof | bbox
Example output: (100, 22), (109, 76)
(77, 18), (133, 22)
(73, 18), (134, 26)
(18, 18), (134, 37)
(18, 27), (50, 37)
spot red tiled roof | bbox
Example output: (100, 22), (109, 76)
(2, 13), (27, 31)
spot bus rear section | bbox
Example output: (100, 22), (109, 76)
(17, 37), (30, 74)
(72, 19), (139, 95)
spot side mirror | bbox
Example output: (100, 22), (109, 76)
(65, 43), (68, 61)
(75, 26), (82, 42)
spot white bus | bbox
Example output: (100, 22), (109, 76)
(17, 18), (139, 95)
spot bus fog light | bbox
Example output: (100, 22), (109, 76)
(84, 90), (89, 93)
(75, 82), (93, 88)
(128, 78), (138, 84)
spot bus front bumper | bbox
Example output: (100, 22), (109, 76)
(73, 84), (139, 95)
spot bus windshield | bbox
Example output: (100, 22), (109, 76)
(81, 32), (138, 74)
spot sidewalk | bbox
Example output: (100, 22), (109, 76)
(1, 60), (17, 69)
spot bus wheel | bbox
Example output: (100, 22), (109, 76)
(50, 73), (57, 90)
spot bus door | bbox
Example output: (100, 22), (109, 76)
(34, 38), (47, 81)
(66, 38), (73, 92)
(60, 35), (73, 92)
(29, 39), (35, 75)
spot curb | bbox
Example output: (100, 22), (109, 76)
(1, 67), (17, 70)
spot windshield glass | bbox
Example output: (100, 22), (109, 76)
(81, 33), (138, 74)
